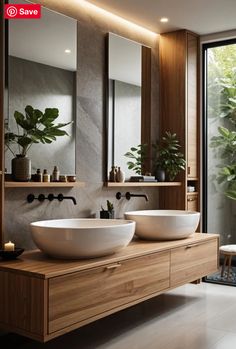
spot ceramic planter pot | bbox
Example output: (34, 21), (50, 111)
(156, 169), (166, 182)
(100, 210), (115, 219)
(12, 155), (31, 181)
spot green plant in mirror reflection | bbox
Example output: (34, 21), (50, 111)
(124, 144), (147, 175)
(5, 105), (72, 157)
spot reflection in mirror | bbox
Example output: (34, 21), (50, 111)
(5, 0), (77, 175)
(107, 33), (151, 180)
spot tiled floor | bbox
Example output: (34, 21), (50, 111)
(1, 282), (236, 349)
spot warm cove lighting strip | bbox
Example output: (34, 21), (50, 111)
(79, 0), (158, 38)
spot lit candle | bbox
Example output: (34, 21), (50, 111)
(4, 241), (15, 251)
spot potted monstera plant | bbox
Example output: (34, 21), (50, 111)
(5, 105), (71, 181)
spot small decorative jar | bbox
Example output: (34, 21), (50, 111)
(116, 167), (125, 183)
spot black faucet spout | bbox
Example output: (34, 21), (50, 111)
(125, 192), (149, 202)
(58, 193), (77, 205)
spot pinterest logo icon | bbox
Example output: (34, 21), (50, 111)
(4, 4), (41, 19)
(6, 6), (18, 18)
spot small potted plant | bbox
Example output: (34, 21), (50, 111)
(153, 131), (186, 181)
(5, 105), (71, 181)
(100, 200), (114, 219)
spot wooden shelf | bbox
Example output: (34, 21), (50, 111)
(4, 181), (85, 188)
(187, 191), (198, 196)
(105, 182), (182, 187)
(187, 178), (199, 181)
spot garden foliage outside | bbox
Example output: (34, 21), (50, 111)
(209, 44), (236, 200)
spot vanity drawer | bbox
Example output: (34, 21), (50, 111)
(48, 251), (170, 333)
(170, 238), (218, 287)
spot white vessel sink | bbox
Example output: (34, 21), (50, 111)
(30, 218), (135, 259)
(124, 210), (200, 241)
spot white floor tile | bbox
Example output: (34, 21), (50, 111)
(2, 282), (236, 349)
(211, 333), (236, 349)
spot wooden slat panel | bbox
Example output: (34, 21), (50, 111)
(171, 239), (218, 287)
(48, 251), (170, 333)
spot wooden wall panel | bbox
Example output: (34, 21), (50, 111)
(159, 30), (199, 211)
(159, 30), (187, 209)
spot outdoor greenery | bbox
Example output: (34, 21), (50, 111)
(152, 131), (185, 181)
(5, 105), (71, 157)
(209, 44), (236, 200)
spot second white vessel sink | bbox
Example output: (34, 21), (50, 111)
(124, 210), (200, 240)
(30, 218), (135, 259)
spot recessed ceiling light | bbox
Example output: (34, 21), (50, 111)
(65, 49), (71, 54)
(160, 17), (169, 23)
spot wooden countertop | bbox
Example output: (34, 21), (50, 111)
(0, 233), (219, 279)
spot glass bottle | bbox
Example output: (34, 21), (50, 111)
(52, 166), (60, 182)
(35, 169), (42, 182)
(43, 169), (50, 182)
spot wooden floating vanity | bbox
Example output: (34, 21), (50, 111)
(0, 233), (219, 342)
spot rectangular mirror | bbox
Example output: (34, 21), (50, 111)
(107, 33), (151, 180)
(5, 0), (77, 176)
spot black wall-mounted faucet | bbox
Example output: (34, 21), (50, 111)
(27, 193), (77, 205)
(116, 192), (149, 202)
(125, 192), (149, 202)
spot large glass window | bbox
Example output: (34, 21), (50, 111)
(203, 39), (236, 285)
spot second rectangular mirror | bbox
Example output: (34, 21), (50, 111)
(107, 33), (151, 181)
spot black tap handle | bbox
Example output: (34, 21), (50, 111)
(125, 192), (131, 200)
(116, 192), (122, 200)
(58, 193), (64, 202)
(48, 193), (55, 201)
(27, 194), (35, 203)
(38, 194), (45, 202)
